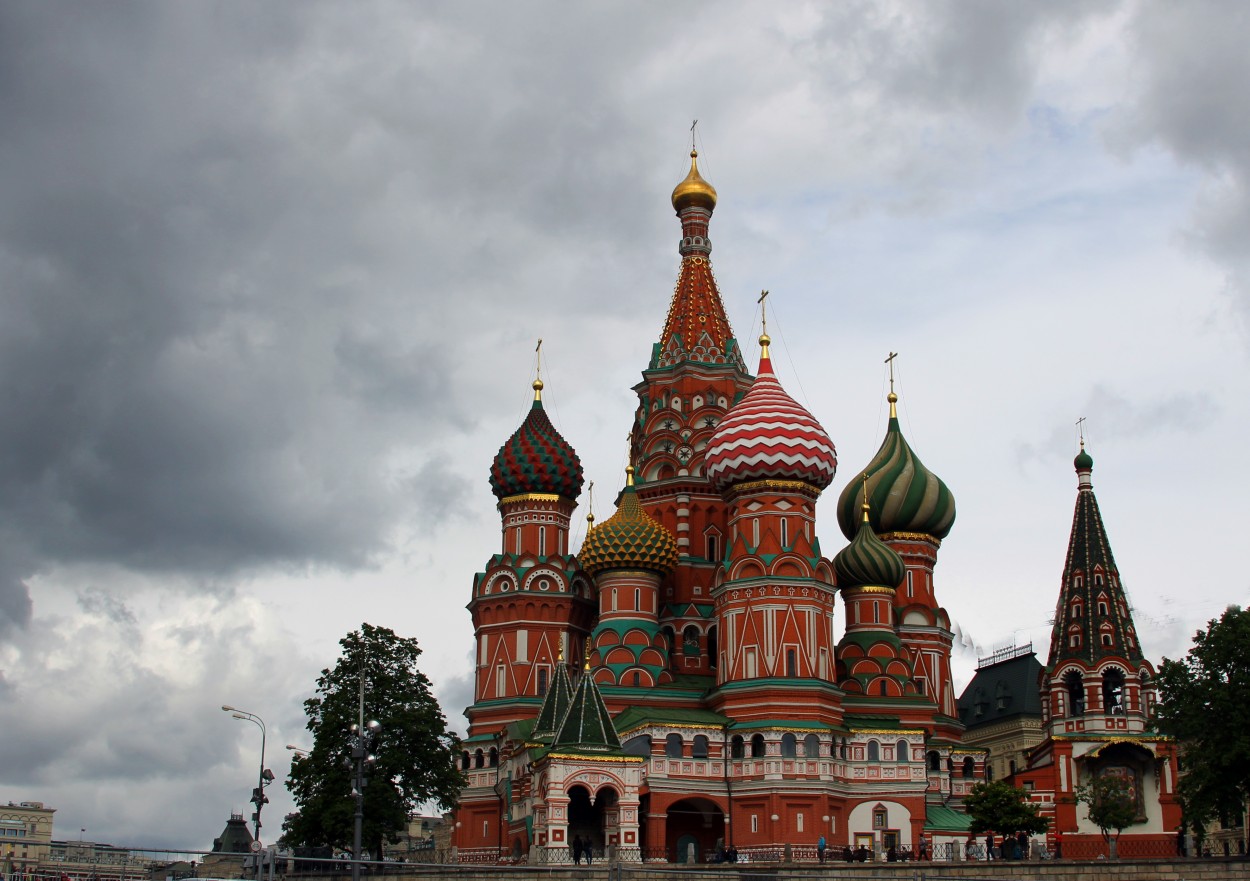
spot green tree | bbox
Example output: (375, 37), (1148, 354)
(963, 781), (1049, 836)
(1074, 773), (1139, 856)
(282, 624), (464, 860)
(1152, 605), (1250, 839)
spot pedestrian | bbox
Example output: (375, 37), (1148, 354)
(817, 835), (827, 864)
(985, 832), (995, 860)
(843, 845), (854, 863)
(918, 835), (928, 861)
(1054, 829), (1063, 860)
(584, 840), (593, 866)
(572, 835), (582, 866)
(1017, 830), (1029, 860)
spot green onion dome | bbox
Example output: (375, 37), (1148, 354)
(836, 393), (955, 541)
(1074, 443), (1094, 472)
(489, 379), (584, 501)
(833, 503), (906, 589)
(579, 468), (679, 577)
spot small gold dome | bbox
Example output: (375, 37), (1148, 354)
(671, 149), (718, 213)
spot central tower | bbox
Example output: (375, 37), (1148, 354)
(629, 149), (754, 682)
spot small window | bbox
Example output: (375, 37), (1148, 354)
(665, 733), (684, 758)
(751, 734), (766, 758)
(928, 750), (941, 771)
(693, 735), (709, 759)
(867, 741), (880, 762)
(803, 734), (820, 757)
(489, 747), (499, 767)
(706, 533), (719, 562)
(731, 735), (745, 759)
(537, 667), (549, 696)
(796, 812), (804, 833)
(962, 756), (975, 778)
(1099, 601), (1108, 616)
(751, 815), (758, 833)
(786, 648), (797, 677)
(1102, 634), (1113, 646)
(474, 749), (484, 769)
(781, 733), (797, 757)
(873, 808), (886, 829)
(780, 517), (789, 547)
(896, 740), (909, 764)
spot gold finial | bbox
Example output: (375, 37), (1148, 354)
(533, 339), (544, 401)
(861, 473), (871, 522)
(758, 290), (771, 357)
(558, 642), (564, 663)
(885, 352), (898, 418)
(586, 480), (596, 527)
(584, 640), (592, 672)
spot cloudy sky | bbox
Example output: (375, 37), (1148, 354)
(1, 0), (1247, 852)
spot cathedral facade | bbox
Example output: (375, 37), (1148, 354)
(452, 150), (991, 863)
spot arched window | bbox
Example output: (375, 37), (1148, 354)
(962, 756), (975, 778)
(537, 667), (548, 696)
(692, 735), (709, 759)
(622, 735), (652, 757)
(1102, 668), (1125, 714)
(867, 740), (880, 762)
(896, 740), (909, 763)
(840, 738), (848, 759)
(781, 733), (797, 757)
(665, 733), (684, 758)
(1073, 603), (1083, 617)
(1009, 759), (1017, 775)
(489, 747), (499, 767)
(1099, 601), (1108, 616)
(751, 734), (766, 758)
(707, 626), (718, 670)
(474, 749), (484, 769)
(803, 734), (820, 758)
(461, 750), (471, 770)
(1065, 670), (1085, 715)
(682, 625), (700, 657)
(731, 735), (745, 759)
(928, 750), (941, 771)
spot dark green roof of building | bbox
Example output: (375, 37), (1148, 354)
(925, 804), (972, 832)
(956, 648), (1044, 729)
(614, 705), (730, 734)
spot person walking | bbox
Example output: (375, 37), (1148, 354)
(817, 835), (827, 864)
(572, 835), (582, 866)
(1017, 830), (1029, 860)
(985, 832), (995, 861)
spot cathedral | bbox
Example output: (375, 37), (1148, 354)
(448, 149), (1177, 863)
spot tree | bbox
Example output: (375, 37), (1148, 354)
(282, 624), (465, 860)
(1074, 773), (1139, 857)
(963, 781), (1049, 836)
(1152, 605), (1250, 841)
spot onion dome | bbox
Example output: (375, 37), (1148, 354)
(671, 149), (718, 213)
(704, 335), (838, 492)
(836, 392), (955, 541)
(833, 500), (906, 589)
(489, 379), (584, 501)
(1074, 442), (1094, 472)
(579, 467), (679, 576)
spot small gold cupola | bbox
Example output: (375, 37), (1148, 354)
(671, 149), (718, 213)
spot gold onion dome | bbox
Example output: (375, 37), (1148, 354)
(579, 467), (679, 577)
(833, 502), (906, 589)
(671, 149), (718, 213)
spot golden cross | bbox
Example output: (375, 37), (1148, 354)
(587, 480), (595, 526)
(535, 338), (543, 379)
(758, 289), (770, 335)
(884, 351), (898, 394)
(691, 119), (698, 151)
(1076, 416), (1086, 445)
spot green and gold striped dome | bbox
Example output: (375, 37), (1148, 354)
(834, 503), (906, 588)
(836, 393), (956, 541)
(579, 468), (679, 577)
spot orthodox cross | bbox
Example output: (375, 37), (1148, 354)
(586, 480), (595, 527)
(691, 119), (698, 151)
(884, 351), (898, 394)
(535, 338), (543, 379)
(1076, 416), (1087, 445)
(758, 289), (770, 335)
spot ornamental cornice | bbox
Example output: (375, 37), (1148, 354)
(545, 753), (645, 764)
(844, 585), (896, 596)
(498, 492), (565, 506)
(879, 531), (942, 547)
(727, 478), (822, 498)
(849, 728), (926, 736)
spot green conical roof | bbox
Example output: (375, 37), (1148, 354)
(551, 665), (621, 752)
(836, 394), (955, 541)
(833, 504), (906, 589)
(531, 659), (574, 741)
(578, 470), (678, 576)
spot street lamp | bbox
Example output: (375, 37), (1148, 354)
(346, 719), (381, 881)
(222, 706), (273, 860)
(286, 744), (310, 759)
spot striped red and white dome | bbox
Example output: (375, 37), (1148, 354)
(704, 348), (837, 492)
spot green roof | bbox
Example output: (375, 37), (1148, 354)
(728, 719), (828, 731)
(614, 705), (730, 734)
(925, 805), (972, 832)
(532, 662), (575, 741)
(552, 669), (623, 752)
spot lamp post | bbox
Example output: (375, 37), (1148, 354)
(222, 705), (273, 871)
(347, 719), (381, 881)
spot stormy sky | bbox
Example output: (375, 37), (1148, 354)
(1, 0), (1246, 851)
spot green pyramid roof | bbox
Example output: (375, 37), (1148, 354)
(552, 666), (622, 752)
(531, 660), (574, 741)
